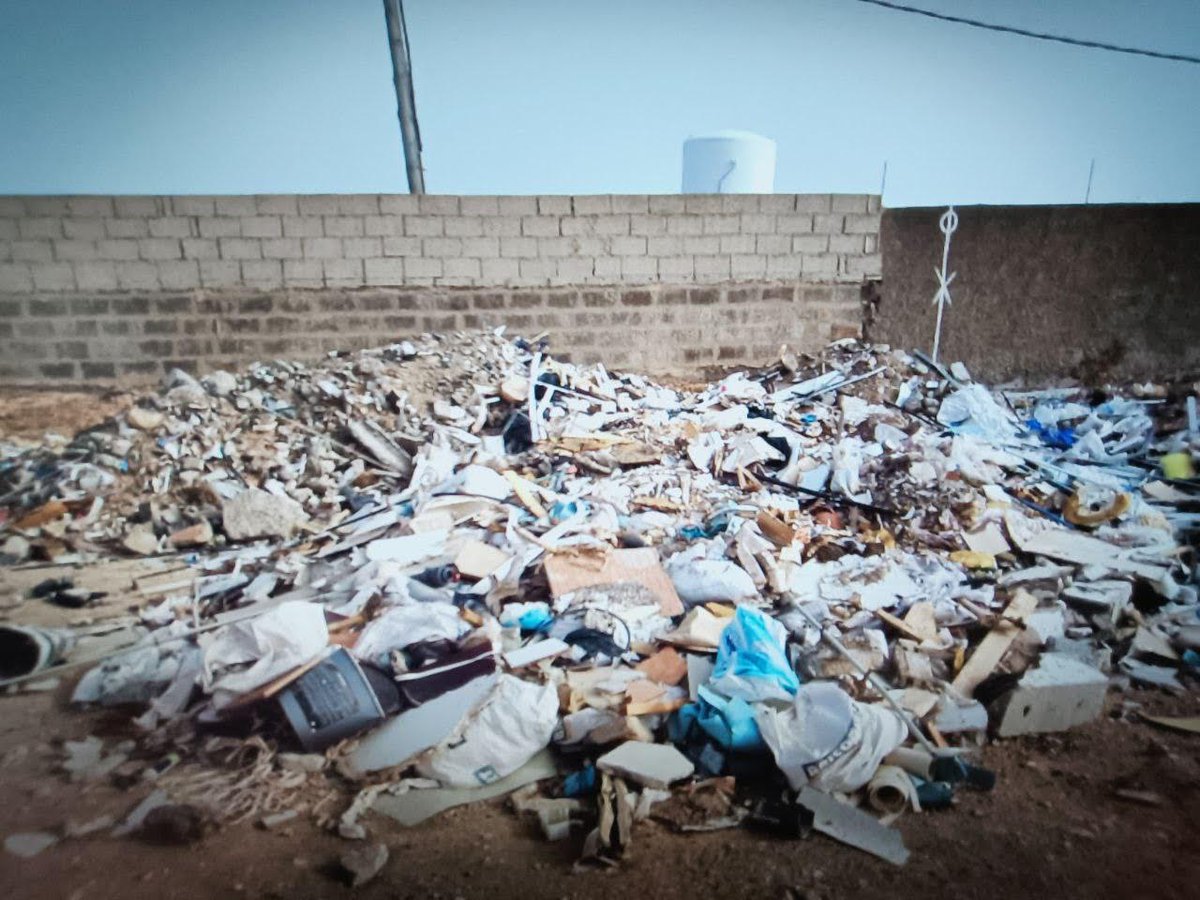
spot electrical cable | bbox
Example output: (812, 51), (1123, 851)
(851, 0), (1200, 65)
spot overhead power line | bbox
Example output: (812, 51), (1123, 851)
(852, 0), (1200, 65)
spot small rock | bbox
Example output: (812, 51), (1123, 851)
(203, 370), (238, 397)
(1, 535), (30, 563)
(139, 804), (208, 845)
(5, 831), (58, 858)
(259, 810), (299, 830)
(168, 520), (213, 548)
(277, 753), (326, 773)
(126, 406), (164, 432)
(64, 814), (116, 838)
(340, 843), (389, 887)
(222, 490), (306, 541)
(122, 525), (160, 556)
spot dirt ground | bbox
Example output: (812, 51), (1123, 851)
(0, 682), (1197, 900)
(0, 388), (131, 442)
(2, 391), (1199, 900)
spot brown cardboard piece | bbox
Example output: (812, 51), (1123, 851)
(544, 548), (684, 617)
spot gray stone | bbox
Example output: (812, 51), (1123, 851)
(125, 406), (164, 431)
(340, 842), (389, 887)
(4, 832), (58, 858)
(122, 524), (159, 556)
(222, 489), (306, 541)
(203, 370), (238, 396)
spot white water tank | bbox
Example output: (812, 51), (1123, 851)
(681, 131), (776, 193)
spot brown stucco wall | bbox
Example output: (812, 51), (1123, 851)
(873, 204), (1200, 382)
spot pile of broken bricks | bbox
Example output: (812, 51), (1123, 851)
(1, 327), (1198, 873)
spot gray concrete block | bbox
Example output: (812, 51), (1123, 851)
(993, 653), (1108, 737)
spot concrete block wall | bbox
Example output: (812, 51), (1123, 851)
(0, 194), (881, 381)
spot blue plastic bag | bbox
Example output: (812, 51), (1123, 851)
(709, 606), (799, 702)
(669, 686), (765, 753)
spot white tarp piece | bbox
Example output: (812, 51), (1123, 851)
(757, 682), (908, 793)
(666, 540), (757, 605)
(350, 602), (468, 668)
(201, 601), (328, 709)
(417, 675), (559, 788)
(343, 675), (497, 778)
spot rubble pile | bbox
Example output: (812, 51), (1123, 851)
(1, 328), (1198, 867)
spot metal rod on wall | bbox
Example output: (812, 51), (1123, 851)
(382, 0), (426, 194)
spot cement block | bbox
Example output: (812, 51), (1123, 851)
(993, 653), (1108, 737)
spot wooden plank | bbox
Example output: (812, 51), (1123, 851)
(950, 589), (1038, 698)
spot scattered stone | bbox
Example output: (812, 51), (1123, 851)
(168, 520), (213, 548)
(64, 814), (116, 838)
(259, 810), (299, 830)
(1, 535), (30, 563)
(4, 832), (58, 858)
(339, 842), (389, 887)
(203, 370), (238, 397)
(125, 406), (165, 431)
(122, 524), (159, 556)
(139, 804), (209, 845)
(222, 489), (307, 541)
(277, 753), (327, 774)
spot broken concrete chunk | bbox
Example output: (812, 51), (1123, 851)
(202, 370), (238, 397)
(168, 520), (213, 548)
(259, 810), (299, 830)
(597, 741), (695, 789)
(992, 653), (1108, 737)
(125, 405), (164, 431)
(122, 524), (160, 556)
(222, 489), (307, 541)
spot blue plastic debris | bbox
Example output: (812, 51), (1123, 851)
(1027, 418), (1077, 449)
(709, 606), (800, 702)
(671, 685), (766, 752)
(562, 765), (597, 798)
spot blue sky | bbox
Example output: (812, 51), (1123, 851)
(1, 0), (1198, 206)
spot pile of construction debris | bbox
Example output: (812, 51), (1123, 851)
(1, 328), (1197, 872)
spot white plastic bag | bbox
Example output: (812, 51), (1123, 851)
(202, 601), (328, 709)
(417, 674), (559, 787)
(756, 681), (908, 793)
(666, 540), (758, 605)
(351, 602), (468, 668)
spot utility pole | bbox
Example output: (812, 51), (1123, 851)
(382, 0), (425, 194)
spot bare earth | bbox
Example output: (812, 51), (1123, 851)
(2, 391), (1199, 900)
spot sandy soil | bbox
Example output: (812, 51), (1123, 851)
(0, 679), (1197, 900)
(0, 388), (131, 442)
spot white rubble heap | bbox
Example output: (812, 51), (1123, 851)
(1, 328), (1197, 866)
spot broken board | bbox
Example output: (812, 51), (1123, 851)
(951, 589), (1037, 698)
(797, 786), (909, 866)
(372, 750), (556, 826)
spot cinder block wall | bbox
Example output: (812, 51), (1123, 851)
(0, 194), (881, 381)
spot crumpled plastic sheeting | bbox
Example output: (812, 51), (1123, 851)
(417, 674), (559, 787)
(73, 621), (198, 707)
(351, 602), (469, 669)
(201, 601), (329, 709)
(709, 606), (799, 702)
(938, 384), (1020, 443)
(666, 539), (758, 605)
(757, 681), (908, 793)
